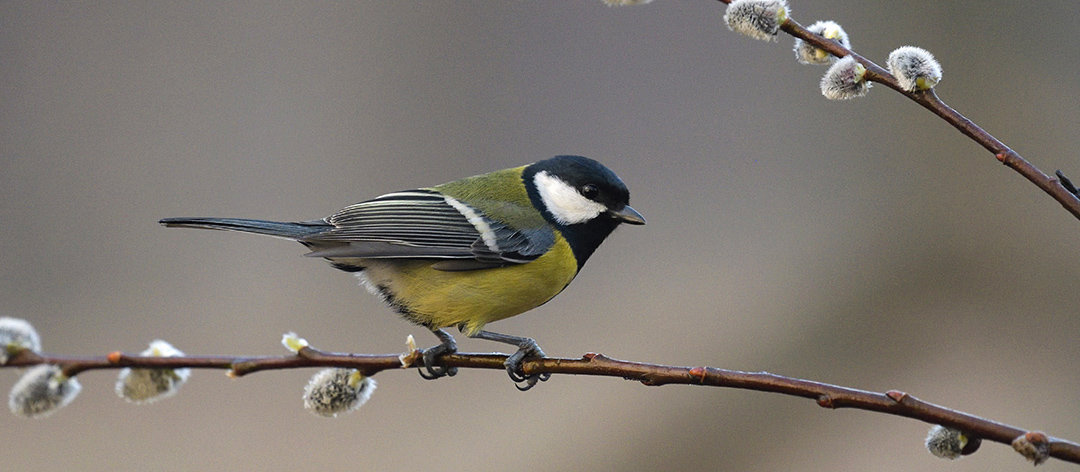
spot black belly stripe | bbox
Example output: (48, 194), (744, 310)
(372, 283), (436, 329)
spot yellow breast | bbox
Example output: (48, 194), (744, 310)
(352, 234), (578, 336)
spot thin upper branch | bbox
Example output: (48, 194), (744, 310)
(5, 347), (1079, 465)
(719, 0), (1080, 220)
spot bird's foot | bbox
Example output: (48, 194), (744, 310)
(463, 328), (551, 390)
(419, 328), (458, 380)
(504, 338), (551, 391)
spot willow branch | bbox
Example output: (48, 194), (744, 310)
(714, 0), (1080, 220)
(5, 347), (1079, 465)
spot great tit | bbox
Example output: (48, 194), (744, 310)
(160, 155), (644, 390)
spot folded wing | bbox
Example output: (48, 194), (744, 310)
(302, 190), (555, 270)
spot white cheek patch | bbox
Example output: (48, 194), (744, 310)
(534, 171), (607, 225)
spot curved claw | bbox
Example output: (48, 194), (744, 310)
(465, 329), (551, 390)
(513, 372), (551, 391)
(418, 351), (458, 379)
(503, 341), (549, 391)
(418, 329), (458, 380)
(418, 365), (457, 379)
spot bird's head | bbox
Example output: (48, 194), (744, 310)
(523, 155), (644, 268)
(525, 155), (645, 228)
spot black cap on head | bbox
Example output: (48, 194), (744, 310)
(526, 155), (632, 211)
(523, 155), (641, 268)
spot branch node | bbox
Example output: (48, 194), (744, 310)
(688, 366), (708, 383)
(398, 351), (421, 369)
(299, 346), (325, 360)
(6, 348), (40, 366)
(1055, 170), (1079, 196)
(398, 334), (421, 368)
(885, 390), (908, 403)
(816, 394), (836, 408)
(228, 360), (257, 377)
(640, 377), (662, 386)
(1012, 431), (1051, 466)
(106, 351), (123, 363)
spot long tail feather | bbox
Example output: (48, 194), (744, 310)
(159, 217), (330, 240)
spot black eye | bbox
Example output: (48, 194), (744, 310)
(581, 184), (600, 200)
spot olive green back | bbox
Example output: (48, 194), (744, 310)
(431, 165), (545, 230)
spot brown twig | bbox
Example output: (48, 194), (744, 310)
(5, 347), (1079, 465)
(716, 0), (1080, 220)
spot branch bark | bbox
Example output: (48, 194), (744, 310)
(5, 347), (1079, 465)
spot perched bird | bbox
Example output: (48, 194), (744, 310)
(161, 155), (644, 390)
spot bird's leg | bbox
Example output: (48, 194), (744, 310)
(466, 329), (551, 391)
(419, 328), (458, 380)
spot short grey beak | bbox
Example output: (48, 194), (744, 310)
(609, 205), (646, 225)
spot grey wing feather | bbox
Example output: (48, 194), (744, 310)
(301, 189), (555, 268)
(475, 222), (555, 263)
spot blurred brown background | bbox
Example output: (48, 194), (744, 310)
(3, 1), (1079, 471)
